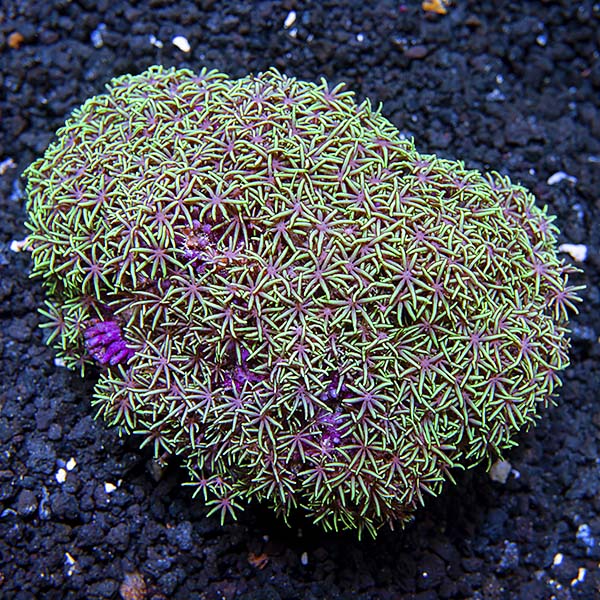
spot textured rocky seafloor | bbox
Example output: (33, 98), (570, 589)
(1, 1), (599, 598)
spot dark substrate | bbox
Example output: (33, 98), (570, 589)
(1, 1), (599, 598)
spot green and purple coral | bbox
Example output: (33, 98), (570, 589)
(24, 65), (581, 536)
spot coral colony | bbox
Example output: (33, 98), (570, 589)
(25, 66), (581, 536)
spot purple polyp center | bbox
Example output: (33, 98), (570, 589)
(314, 373), (347, 448)
(84, 320), (134, 366)
(223, 347), (262, 393)
(316, 410), (343, 448)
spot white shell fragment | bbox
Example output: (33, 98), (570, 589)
(55, 468), (67, 484)
(9, 238), (29, 253)
(104, 482), (117, 494)
(571, 567), (586, 587)
(172, 35), (191, 53)
(547, 171), (577, 185)
(65, 458), (77, 471)
(558, 243), (587, 262)
(284, 10), (297, 29)
(0, 158), (15, 175)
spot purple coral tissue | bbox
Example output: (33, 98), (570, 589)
(84, 320), (133, 366)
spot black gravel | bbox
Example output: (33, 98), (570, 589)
(1, 1), (599, 599)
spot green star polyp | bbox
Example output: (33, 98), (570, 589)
(24, 65), (581, 536)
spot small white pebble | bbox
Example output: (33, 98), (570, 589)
(300, 551), (308, 566)
(553, 552), (564, 566)
(90, 23), (106, 48)
(575, 523), (595, 548)
(149, 34), (163, 48)
(547, 171), (577, 185)
(104, 482), (117, 494)
(65, 552), (77, 577)
(55, 468), (67, 484)
(486, 88), (506, 102)
(558, 243), (587, 263)
(65, 457), (77, 471)
(356, 33), (365, 42)
(54, 357), (66, 368)
(9, 238), (29, 253)
(489, 459), (512, 484)
(172, 35), (191, 53)
(284, 10), (297, 29)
